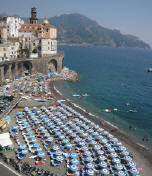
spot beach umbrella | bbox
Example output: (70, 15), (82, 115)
(84, 151), (92, 156)
(27, 131), (33, 135)
(112, 158), (121, 164)
(71, 133), (77, 138)
(59, 135), (65, 140)
(119, 146), (127, 151)
(78, 141), (86, 146)
(62, 139), (70, 144)
(85, 157), (93, 163)
(21, 150), (28, 155)
(81, 146), (89, 151)
(115, 142), (122, 146)
(94, 145), (101, 150)
(55, 150), (62, 156)
(70, 153), (78, 159)
(100, 169), (110, 175)
(105, 143), (111, 148)
(128, 161), (136, 168)
(65, 143), (72, 149)
(74, 137), (81, 142)
(111, 138), (118, 142)
(18, 144), (26, 150)
(37, 152), (45, 158)
(30, 138), (38, 142)
(86, 163), (94, 169)
(55, 131), (61, 136)
(32, 143), (40, 147)
(107, 147), (115, 152)
(69, 165), (78, 172)
(124, 156), (132, 162)
(101, 138), (108, 144)
(52, 145), (60, 151)
(115, 164), (123, 170)
(96, 135), (104, 140)
(89, 140), (97, 145)
(121, 151), (129, 156)
(110, 152), (118, 158)
(26, 128), (31, 132)
(86, 169), (95, 176)
(56, 155), (64, 161)
(99, 161), (107, 168)
(97, 150), (104, 155)
(28, 135), (35, 139)
(117, 171), (126, 176)
(71, 158), (79, 165)
(46, 137), (54, 142)
(35, 147), (42, 152)
(130, 168), (139, 175)
(99, 155), (106, 161)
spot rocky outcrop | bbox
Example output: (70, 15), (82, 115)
(60, 70), (79, 82)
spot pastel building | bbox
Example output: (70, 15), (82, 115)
(18, 7), (57, 56)
(0, 16), (24, 38)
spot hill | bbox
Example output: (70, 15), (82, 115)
(48, 13), (150, 49)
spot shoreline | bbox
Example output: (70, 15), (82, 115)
(50, 81), (152, 175)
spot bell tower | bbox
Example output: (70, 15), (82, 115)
(30, 7), (38, 24)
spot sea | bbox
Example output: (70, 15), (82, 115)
(56, 45), (152, 148)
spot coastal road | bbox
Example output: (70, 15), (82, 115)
(0, 162), (21, 176)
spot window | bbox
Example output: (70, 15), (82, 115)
(48, 47), (50, 50)
(3, 48), (6, 51)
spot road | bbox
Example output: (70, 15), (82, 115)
(0, 162), (21, 176)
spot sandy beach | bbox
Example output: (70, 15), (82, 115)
(50, 81), (152, 176)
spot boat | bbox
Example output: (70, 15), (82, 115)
(103, 109), (111, 113)
(147, 68), (152, 72)
(129, 110), (137, 113)
(126, 102), (130, 106)
(72, 94), (80, 97)
(82, 93), (89, 97)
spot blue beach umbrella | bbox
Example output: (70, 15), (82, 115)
(37, 152), (45, 158)
(85, 157), (93, 163)
(18, 144), (26, 150)
(69, 165), (78, 172)
(59, 135), (65, 140)
(30, 138), (38, 143)
(28, 135), (35, 139)
(99, 161), (108, 168)
(35, 147), (42, 152)
(21, 150), (28, 155)
(65, 143), (72, 149)
(70, 153), (78, 159)
(55, 150), (62, 156)
(62, 139), (69, 144)
(71, 159), (79, 165)
(32, 143), (40, 147)
(56, 155), (64, 161)
(86, 163), (94, 169)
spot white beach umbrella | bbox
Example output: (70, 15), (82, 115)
(100, 168), (110, 175)
(112, 158), (121, 164)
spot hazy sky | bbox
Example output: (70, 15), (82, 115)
(1, 0), (152, 46)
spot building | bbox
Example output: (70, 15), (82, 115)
(0, 16), (24, 38)
(0, 42), (19, 62)
(0, 24), (7, 43)
(18, 7), (57, 56)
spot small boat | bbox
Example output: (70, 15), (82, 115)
(147, 68), (152, 72)
(82, 93), (89, 97)
(103, 109), (111, 112)
(72, 94), (80, 97)
(126, 102), (130, 106)
(129, 110), (137, 113)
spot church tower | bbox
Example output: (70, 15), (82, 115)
(30, 7), (38, 24)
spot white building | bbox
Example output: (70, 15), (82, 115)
(0, 16), (24, 38)
(40, 38), (57, 57)
(0, 42), (19, 62)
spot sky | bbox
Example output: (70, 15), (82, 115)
(0, 0), (152, 46)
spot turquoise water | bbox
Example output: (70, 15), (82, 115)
(57, 46), (152, 147)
